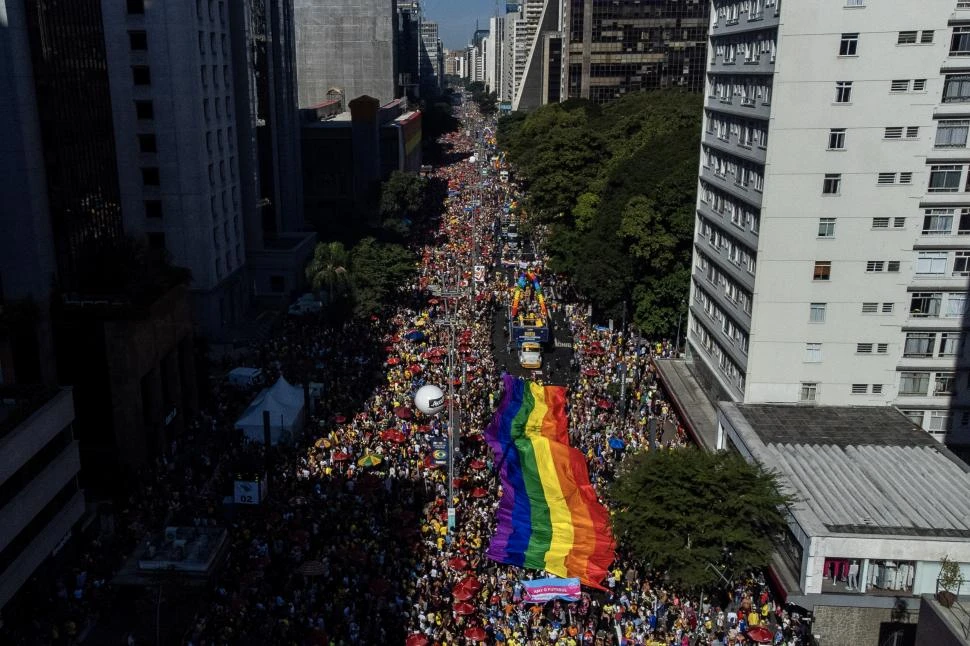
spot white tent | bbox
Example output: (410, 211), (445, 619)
(234, 377), (305, 444)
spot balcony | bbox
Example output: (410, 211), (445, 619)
(710, 8), (780, 36)
(708, 54), (776, 76)
(702, 130), (768, 166)
(694, 241), (757, 292)
(705, 94), (772, 121)
(699, 165), (765, 210)
(693, 274), (753, 328)
(696, 200), (761, 253)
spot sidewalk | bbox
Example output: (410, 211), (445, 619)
(653, 358), (719, 450)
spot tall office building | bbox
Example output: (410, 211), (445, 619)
(419, 20), (444, 94)
(560, 0), (708, 103)
(0, 0), (85, 612)
(684, 0), (970, 451)
(397, 1), (422, 98)
(294, 0), (400, 107)
(101, 0), (248, 336)
(487, 14), (505, 95)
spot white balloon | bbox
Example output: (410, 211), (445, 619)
(414, 384), (446, 415)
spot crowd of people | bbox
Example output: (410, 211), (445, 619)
(0, 101), (816, 646)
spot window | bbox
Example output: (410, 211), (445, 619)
(800, 382), (818, 402)
(913, 79), (927, 91)
(844, 0), (864, 6)
(818, 217), (836, 237)
(839, 33), (859, 56)
(857, 343), (873, 354)
(135, 100), (154, 120)
(898, 31), (918, 44)
(813, 261), (832, 280)
(938, 332), (961, 357)
(805, 343), (822, 362)
(127, 0), (145, 14)
(936, 120), (969, 147)
(809, 302), (826, 322)
(935, 372), (956, 395)
(866, 261), (885, 272)
(877, 343), (888, 354)
(961, 210), (970, 234)
(890, 80), (909, 93)
(828, 128), (846, 150)
(885, 126), (903, 139)
(129, 30), (148, 51)
(878, 172), (896, 184)
(893, 217), (906, 228)
(144, 200), (162, 219)
(904, 332), (935, 358)
(882, 302), (894, 313)
(132, 65), (151, 86)
(921, 30), (935, 44)
(911, 292), (943, 317)
(906, 126), (919, 138)
(872, 217), (890, 228)
(835, 81), (853, 103)
(899, 371), (930, 396)
(862, 302), (878, 313)
(944, 75), (970, 102)
(851, 384), (868, 394)
(929, 411), (952, 435)
(929, 164), (962, 192)
(872, 384), (884, 394)
(902, 410), (925, 426)
(954, 250), (970, 276)
(923, 211), (953, 235)
(899, 172), (913, 184)
(916, 251), (947, 275)
(141, 167), (160, 186)
(952, 26), (970, 56)
(137, 134), (157, 153)
(822, 174), (842, 194)
(949, 293), (969, 317)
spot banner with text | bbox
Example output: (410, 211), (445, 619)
(521, 577), (581, 603)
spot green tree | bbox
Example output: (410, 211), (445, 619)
(305, 241), (352, 305)
(607, 449), (793, 590)
(349, 238), (417, 316)
(380, 171), (428, 224)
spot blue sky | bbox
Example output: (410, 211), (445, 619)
(423, 0), (498, 50)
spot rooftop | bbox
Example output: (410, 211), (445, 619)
(721, 403), (970, 538)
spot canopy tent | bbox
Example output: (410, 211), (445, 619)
(235, 377), (305, 444)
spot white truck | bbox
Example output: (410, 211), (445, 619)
(518, 342), (542, 370)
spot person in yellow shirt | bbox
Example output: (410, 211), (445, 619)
(747, 610), (760, 626)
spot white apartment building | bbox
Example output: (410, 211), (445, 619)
(102, 0), (248, 338)
(687, 0), (970, 449)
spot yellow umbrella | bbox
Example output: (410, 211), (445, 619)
(358, 454), (382, 468)
(314, 437), (331, 448)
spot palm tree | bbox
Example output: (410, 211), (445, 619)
(305, 241), (353, 305)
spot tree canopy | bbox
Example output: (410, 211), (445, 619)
(467, 81), (497, 116)
(607, 448), (793, 590)
(498, 91), (702, 336)
(379, 171), (430, 234)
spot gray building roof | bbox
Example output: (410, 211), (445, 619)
(721, 403), (970, 538)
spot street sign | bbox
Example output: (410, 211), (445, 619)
(431, 438), (448, 466)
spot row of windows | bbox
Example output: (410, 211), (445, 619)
(708, 76), (772, 107)
(804, 342), (889, 362)
(699, 184), (760, 234)
(203, 96), (234, 122)
(691, 317), (746, 392)
(713, 0), (777, 25)
(200, 65), (231, 90)
(903, 332), (963, 359)
(818, 166), (970, 195)
(810, 256), (970, 280)
(695, 286), (750, 353)
(712, 35), (776, 66)
(899, 371), (960, 397)
(706, 113), (768, 149)
(703, 147), (765, 192)
(697, 259), (754, 315)
(900, 409), (956, 436)
(807, 301), (894, 323)
(198, 31), (229, 58)
(910, 292), (969, 318)
(697, 220), (757, 274)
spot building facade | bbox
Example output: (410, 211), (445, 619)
(101, 0), (249, 338)
(419, 20), (444, 95)
(686, 0), (970, 451)
(560, 0), (709, 104)
(294, 0), (399, 107)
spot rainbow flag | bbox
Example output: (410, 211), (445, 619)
(484, 375), (615, 588)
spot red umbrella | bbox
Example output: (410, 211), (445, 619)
(381, 429), (406, 444)
(416, 424), (432, 433)
(334, 414), (346, 424)
(596, 398), (613, 410)
(582, 368), (599, 377)
(406, 634), (429, 646)
(745, 626), (773, 644)
(394, 406), (412, 419)
(453, 601), (475, 616)
(448, 557), (468, 570)
(469, 459), (486, 470)
(464, 626), (487, 641)
(427, 347), (448, 357)
(471, 487), (487, 499)
(459, 576), (482, 592)
(428, 298), (440, 305)
(453, 477), (465, 488)
(453, 586), (474, 601)
(408, 363), (424, 375)
(429, 356), (444, 364)
(332, 452), (350, 461)
(387, 357), (402, 366)
(588, 347), (605, 356)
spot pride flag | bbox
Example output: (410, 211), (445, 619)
(484, 375), (615, 588)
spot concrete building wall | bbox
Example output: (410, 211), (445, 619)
(686, 0), (970, 450)
(101, 0), (247, 338)
(294, 0), (399, 107)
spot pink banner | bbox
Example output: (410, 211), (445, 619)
(521, 577), (581, 603)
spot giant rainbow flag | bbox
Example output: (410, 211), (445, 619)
(484, 374), (615, 588)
